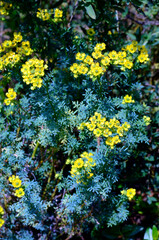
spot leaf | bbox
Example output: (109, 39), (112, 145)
(127, 32), (136, 40)
(85, 5), (96, 19)
(122, 225), (144, 237)
(113, 5), (125, 13)
(152, 225), (158, 240)
(132, 0), (143, 6)
(144, 228), (153, 240)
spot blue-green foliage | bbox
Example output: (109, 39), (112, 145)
(0, 67), (150, 238)
(0, 0), (157, 238)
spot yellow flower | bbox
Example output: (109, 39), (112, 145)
(74, 158), (84, 168)
(2, 40), (12, 49)
(122, 95), (135, 104)
(12, 178), (22, 188)
(138, 53), (149, 63)
(107, 118), (115, 128)
(113, 135), (121, 144)
(93, 128), (102, 137)
(21, 41), (30, 48)
(78, 64), (88, 74)
(4, 98), (11, 105)
(0, 206), (4, 215)
(143, 116), (151, 126)
(15, 188), (25, 198)
(0, 218), (5, 228)
(101, 56), (110, 66)
(122, 122), (130, 131)
(80, 152), (91, 158)
(87, 172), (94, 178)
(92, 51), (103, 59)
(124, 60), (133, 69)
(118, 51), (126, 58)
(8, 175), (16, 183)
(37, 8), (51, 21)
(13, 32), (23, 42)
(126, 44), (137, 53)
(54, 8), (63, 18)
(94, 43), (106, 51)
(91, 64), (103, 77)
(75, 52), (85, 61)
(108, 50), (118, 60)
(84, 55), (93, 65)
(78, 122), (86, 130)
(86, 28), (95, 36)
(103, 129), (112, 137)
(70, 63), (79, 74)
(105, 137), (115, 148)
(117, 126), (124, 136)
(126, 188), (136, 200)
(87, 123), (96, 131)
(6, 88), (16, 100)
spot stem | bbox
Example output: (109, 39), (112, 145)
(33, 149), (53, 171)
(97, 137), (100, 152)
(42, 156), (54, 199)
(31, 141), (39, 159)
(97, 78), (102, 98)
(43, 82), (55, 113)
(50, 163), (67, 201)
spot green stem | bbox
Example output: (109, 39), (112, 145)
(42, 157), (54, 199)
(97, 78), (102, 98)
(31, 141), (39, 159)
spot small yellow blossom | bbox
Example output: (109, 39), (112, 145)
(86, 28), (95, 36)
(12, 178), (22, 188)
(143, 116), (151, 126)
(75, 52), (85, 61)
(122, 95), (135, 104)
(108, 50), (118, 60)
(126, 44), (137, 53)
(15, 188), (25, 198)
(121, 188), (136, 200)
(94, 43), (106, 51)
(0, 218), (5, 228)
(54, 8), (63, 18)
(74, 158), (84, 168)
(0, 206), (4, 215)
(126, 188), (136, 200)
(6, 88), (16, 100)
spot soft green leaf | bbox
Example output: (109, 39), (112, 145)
(144, 228), (153, 240)
(152, 225), (158, 240)
(85, 5), (96, 19)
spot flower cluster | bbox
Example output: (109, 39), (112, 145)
(37, 8), (53, 21)
(4, 88), (16, 105)
(122, 95), (135, 104)
(70, 152), (96, 183)
(137, 46), (149, 63)
(70, 41), (149, 80)
(9, 175), (25, 198)
(143, 116), (151, 126)
(37, 8), (63, 22)
(0, 1), (12, 16)
(54, 8), (63, 22)
(121, 188), (136, 200)
(0, 32), (33, 70)
(21, 58), (48, 90)
(78, 112), (130, 149)
(0, 206), (5, 228)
